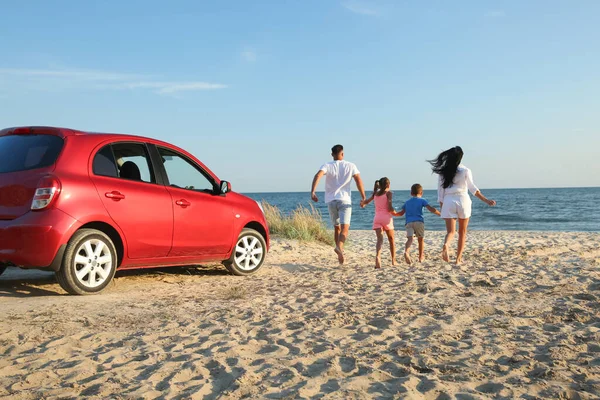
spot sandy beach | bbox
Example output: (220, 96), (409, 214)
(1, 230), (599, 399)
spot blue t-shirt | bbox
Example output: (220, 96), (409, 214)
(402, 197), (429, 223)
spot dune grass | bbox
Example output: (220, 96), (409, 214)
(262, 201), (334, 246)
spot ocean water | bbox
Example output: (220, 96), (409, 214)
(245, 188), (600, 232)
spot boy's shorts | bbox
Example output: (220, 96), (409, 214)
(406, 221), (425, 238)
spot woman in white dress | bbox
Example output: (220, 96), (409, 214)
(429, 146), (496, 265)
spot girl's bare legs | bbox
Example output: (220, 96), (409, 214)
(442, 218), (456, 262)
(418, 237), (425, 262)
(385, 229), (397, 265)
(404, 236), (413, 264)
(375, 228), (384, 269)
(456, 218), (470, 265)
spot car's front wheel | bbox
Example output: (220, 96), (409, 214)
(223, 228), (267, 276)
(56, 229), (117, 295)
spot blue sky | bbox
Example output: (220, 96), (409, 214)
(1, 0), (599, 192)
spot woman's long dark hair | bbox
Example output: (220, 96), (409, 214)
(428, 146), (464, 189)
(373, 177), (390, 196)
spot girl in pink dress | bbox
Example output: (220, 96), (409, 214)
(362, 177), (399, 269)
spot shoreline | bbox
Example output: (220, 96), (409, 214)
(1, 231), (599, 399)
(342, 229), (600, 233)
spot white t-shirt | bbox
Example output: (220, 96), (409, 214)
(437, 164), (480, 202)
(319, 160), (360, 204)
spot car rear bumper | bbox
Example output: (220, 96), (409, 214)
(0, 209), (79, 269)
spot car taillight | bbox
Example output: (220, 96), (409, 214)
(31, 175), (61, 211)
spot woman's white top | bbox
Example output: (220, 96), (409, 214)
(437, 164), (479, 203)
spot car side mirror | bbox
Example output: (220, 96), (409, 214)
(220, 180), (231, 194)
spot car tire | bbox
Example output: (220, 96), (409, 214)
(0, 264), (7, 277)
(223, 228), (267, 276)
(55, 229), (118, 295)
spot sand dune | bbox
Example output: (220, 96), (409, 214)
(1, 231), (599, 399)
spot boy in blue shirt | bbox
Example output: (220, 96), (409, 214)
(393, 184), (441, 264)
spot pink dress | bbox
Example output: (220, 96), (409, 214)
(372, 192), (394, 231)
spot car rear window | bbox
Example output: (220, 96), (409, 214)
(93, 145), (118, 177)
(0, 134), (64, 174)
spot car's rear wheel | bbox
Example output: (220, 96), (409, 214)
(223, 228), (267, 276)
(0, 264), (7, 277)
(56, 229), (117, 295)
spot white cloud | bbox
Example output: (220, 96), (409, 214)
(0, 67), (227, 95)
(113, 81), (228, 93)
(342, 1), (380, 16)
(241, 49), (257, 63)
(0, 67), (144, 81)
(157, 82), (227, 94)
(485, 10), (506, 18)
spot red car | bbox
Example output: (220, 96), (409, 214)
(0, 126), (269, 295)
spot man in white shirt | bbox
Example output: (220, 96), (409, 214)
(311, 144), (366, 264)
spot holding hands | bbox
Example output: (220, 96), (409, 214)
(360, 195), (372, 208)
(391, 209), (404, 217)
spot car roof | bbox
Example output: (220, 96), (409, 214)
(1, 125), (168, 144)
(1, 126), (221, 181)
(0, 126), (84, 138)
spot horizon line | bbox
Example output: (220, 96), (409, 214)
(241, 186), (600, 194)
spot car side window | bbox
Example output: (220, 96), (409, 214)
(158, 147), (215, 192)
(92, 145), (118, 178)
(110, 143), (155, 183)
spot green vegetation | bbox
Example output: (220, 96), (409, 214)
(262, 201), (334, 246)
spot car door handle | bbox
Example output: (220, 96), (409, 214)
(105, 191), (125, 201)
(175, 199), (190, 208)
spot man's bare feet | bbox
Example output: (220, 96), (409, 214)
(334, 246), (344, 264)
(391, 258), (398, 266)
(419, 255), (425, 263)
(455, 257), (463, 266)
(375, 255), (381, 269)
(442, 245), (450, 262)
(404, 251), (412, 264)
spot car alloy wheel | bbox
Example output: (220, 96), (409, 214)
(73, 238), (113, 288)
(235, 236), (264, 271)
(224, 228), (267, 276)
(56, 229), (117, 295)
